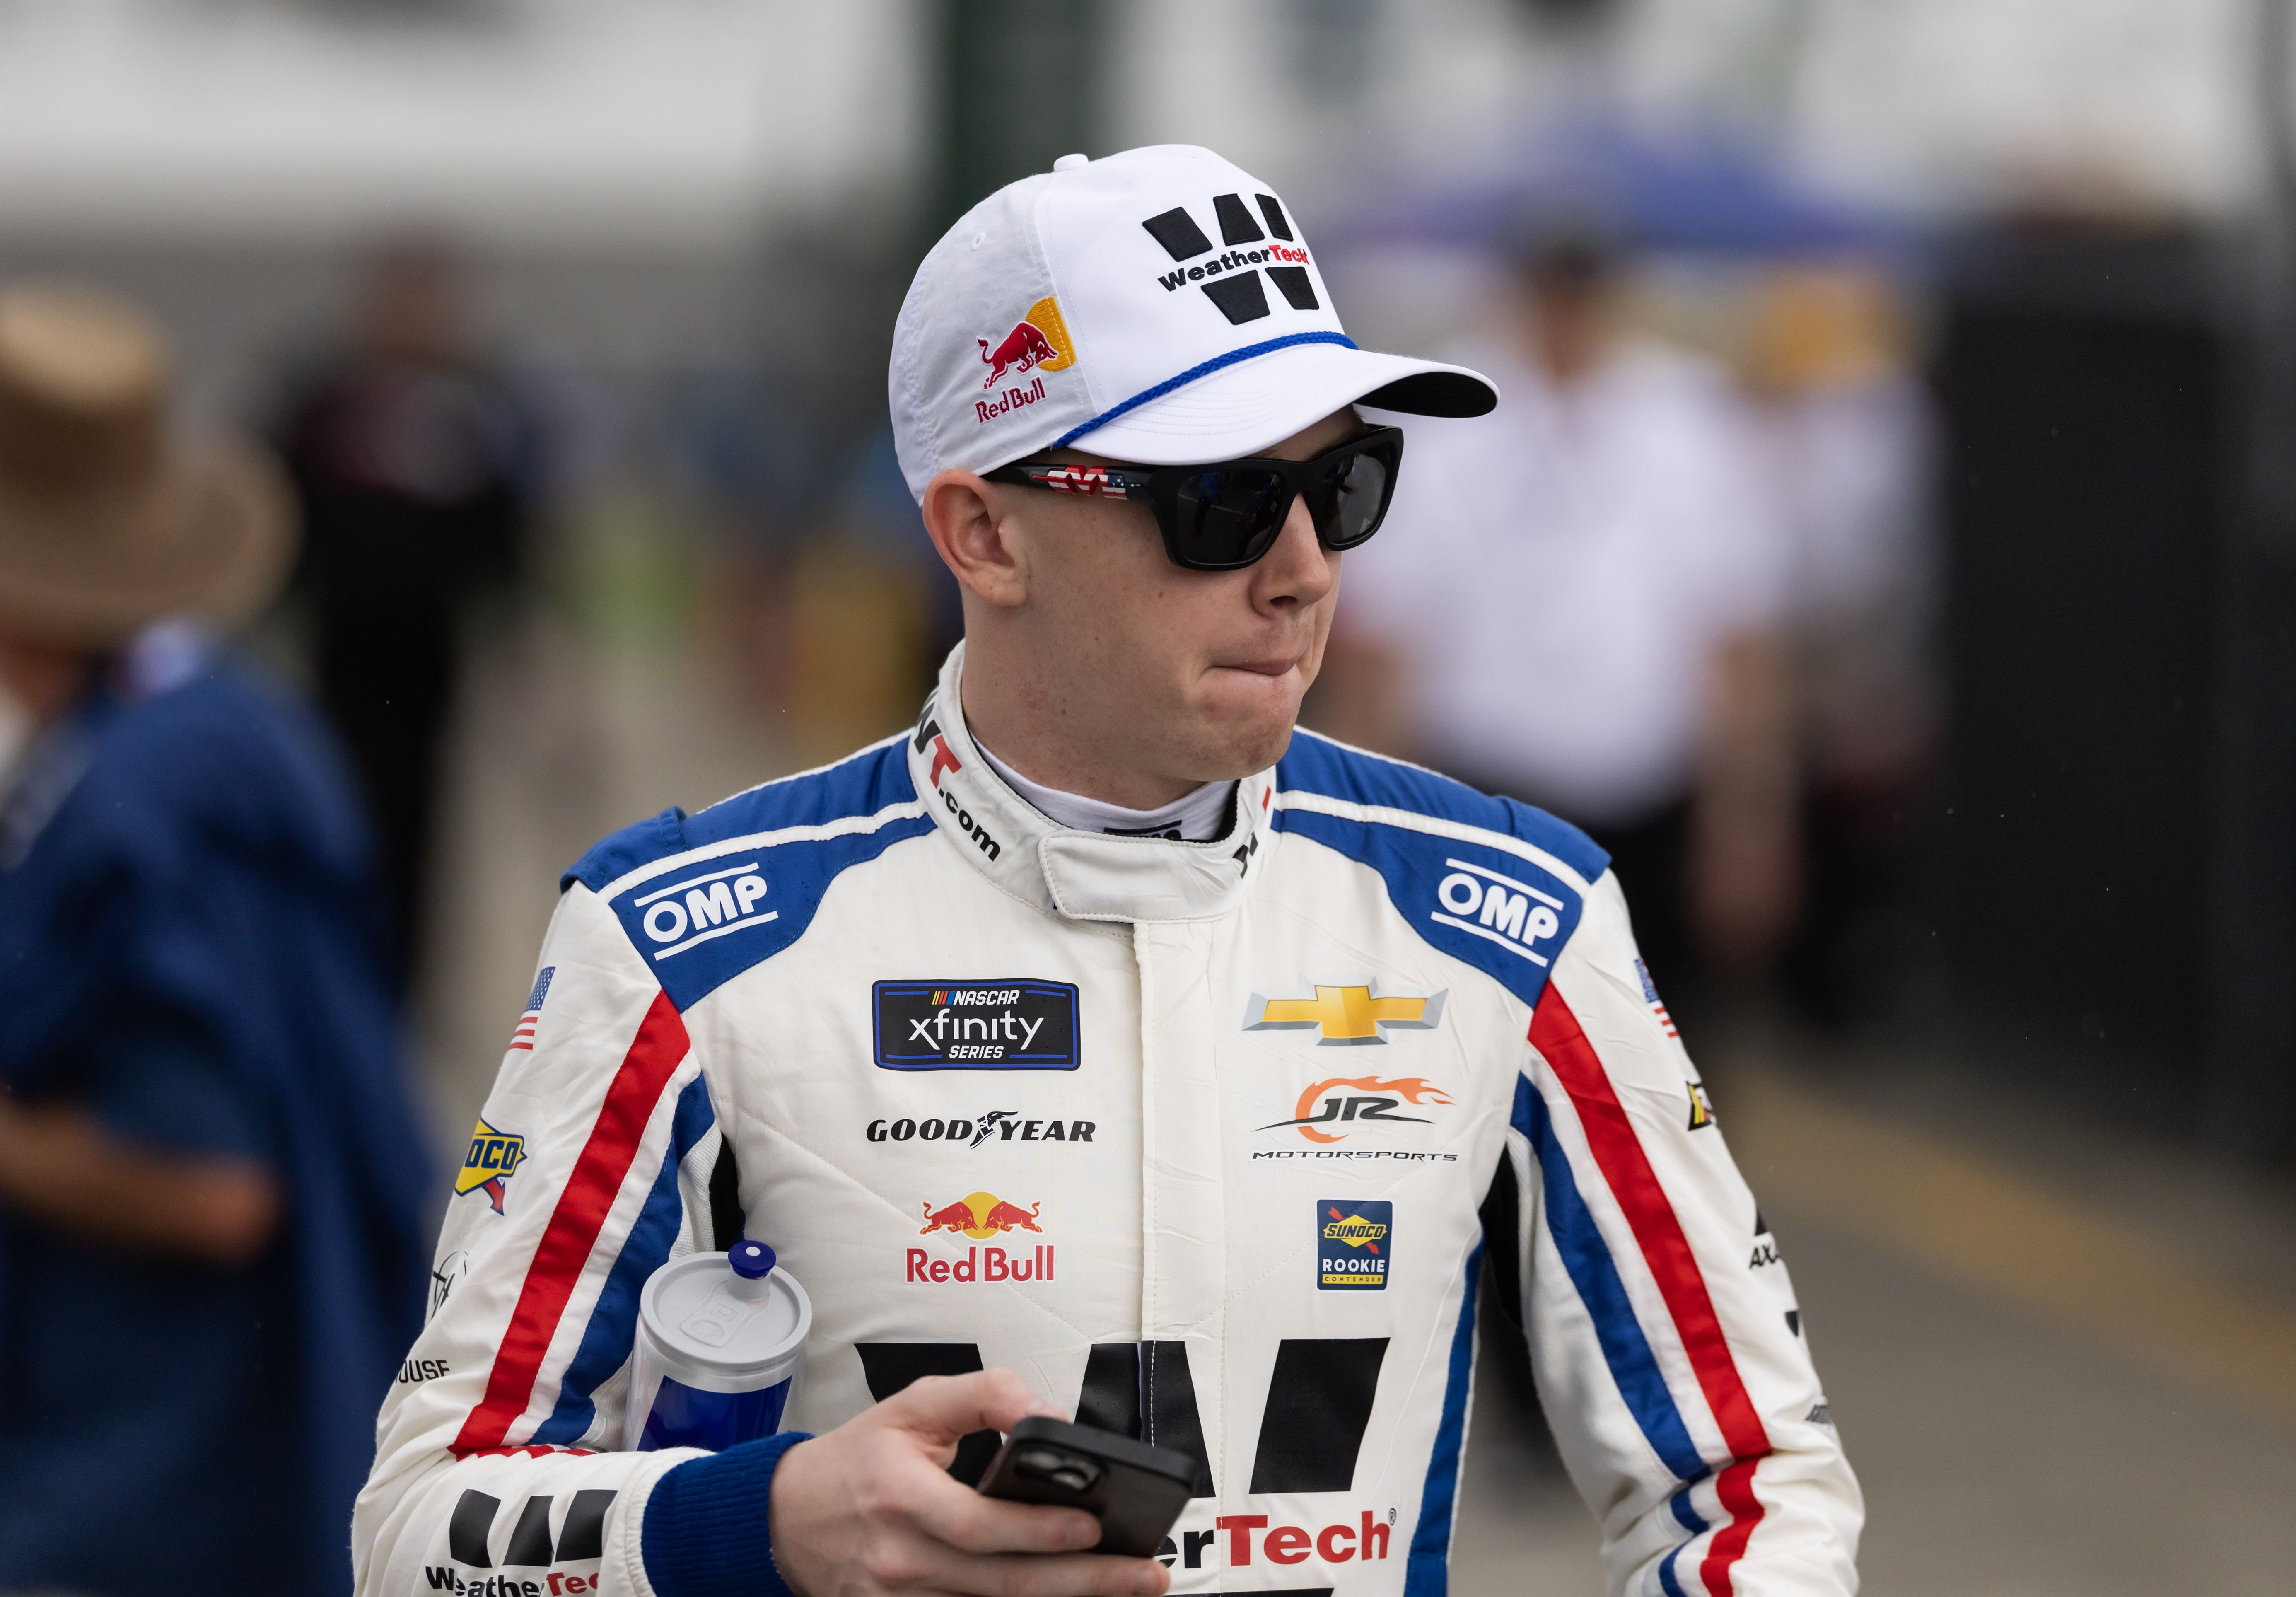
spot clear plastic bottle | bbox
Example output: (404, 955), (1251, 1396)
(626, 1240), (812, 1452)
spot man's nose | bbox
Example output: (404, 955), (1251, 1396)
(1251, 491), (1337, 608)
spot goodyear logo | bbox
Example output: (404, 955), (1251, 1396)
(1244, 983), (1446, 1046)
(455, 1118), (526, 1214)
(1317, 1198), (1393, 1290)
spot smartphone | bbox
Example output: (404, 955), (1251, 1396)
(975, 1416), (1196, 1558)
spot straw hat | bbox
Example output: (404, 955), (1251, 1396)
(0, 284), (292, 647)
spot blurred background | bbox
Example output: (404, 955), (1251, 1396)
(5, 0), (2295, 1590)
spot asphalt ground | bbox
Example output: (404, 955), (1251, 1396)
(421, 620), (2296, 1597)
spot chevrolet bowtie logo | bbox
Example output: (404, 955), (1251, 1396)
(1244, 983), (1448, 1046)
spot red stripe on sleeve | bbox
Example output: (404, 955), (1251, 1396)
(452, 990), (691, 1454)
(1697, 1460), (1767, 1597)
(1529, 982), (1773, 1591)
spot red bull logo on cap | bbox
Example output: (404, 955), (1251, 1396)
(974, 297), (1075, 424)
(909, 1191), (1054, 1284)
(978, 296), (1074, 387)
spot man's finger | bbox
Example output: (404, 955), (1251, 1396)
(881, 1367), (1066, 1445)
(900, 1460), (1101, 1555)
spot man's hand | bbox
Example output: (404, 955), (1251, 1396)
(768, 1369), (1172, 1597)
(0, 1095), (280, 1265)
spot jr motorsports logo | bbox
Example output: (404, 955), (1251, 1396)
(874, 980), (1081, 1069)
(1243, 982), (1446, 1046)
(1259, 1075), (1453, 1145)
(1317, 1198), (1393, 1290)
(454, 1119), (526, 1214)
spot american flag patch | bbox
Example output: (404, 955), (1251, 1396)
(1635, 957), (1678, 1039)
(508, 966), (555, 1052)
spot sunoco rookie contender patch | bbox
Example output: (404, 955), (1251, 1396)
(1317, 1198), (1393, 1289)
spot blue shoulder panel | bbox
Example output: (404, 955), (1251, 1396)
(1277, 730), (1612, 884)
(1273, 732), (1611, 1011)
(562, 736), (933, 1012)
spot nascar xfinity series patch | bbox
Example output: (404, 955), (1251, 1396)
(873, 979), (1081, 1070)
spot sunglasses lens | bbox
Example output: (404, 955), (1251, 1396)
(1171, 467), (1293, 567)
(1313, 440), (1396, 549)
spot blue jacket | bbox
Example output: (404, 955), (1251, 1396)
(0, 655), (432, 1595)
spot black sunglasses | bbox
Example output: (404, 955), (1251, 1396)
(984, 426), (1405, 572)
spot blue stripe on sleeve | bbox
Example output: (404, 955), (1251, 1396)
(1656, 1479), (1710, 1595)
(1511, 1075), (1711, 1485)
(531, 1075), (717, 1445)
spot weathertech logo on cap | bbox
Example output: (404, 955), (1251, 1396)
(1141, 192), (1320, 325)
(1317, 1198), (1392, 1290)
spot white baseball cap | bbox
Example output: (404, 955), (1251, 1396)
(889, 144), (1497, 502)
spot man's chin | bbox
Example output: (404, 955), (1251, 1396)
(1189, 699), (1301, 778)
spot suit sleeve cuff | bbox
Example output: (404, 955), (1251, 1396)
(639, 1431), (814, 1597)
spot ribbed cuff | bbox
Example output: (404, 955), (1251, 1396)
(640, 1431), (814, 1597)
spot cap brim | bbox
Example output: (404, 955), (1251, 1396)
(1064, 342), (1497, 465)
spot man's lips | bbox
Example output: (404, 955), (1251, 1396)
(1215, 655), (1300, 678)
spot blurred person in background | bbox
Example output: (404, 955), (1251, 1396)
(1741, 265), (1937, 1030)
(0, 286), (431, 1596)
(275, 242), (535, 986)
(1330, 226), (1800, 1019)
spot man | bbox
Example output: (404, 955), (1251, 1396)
(276, 243), (534, 984)
(360, 147), (1860, 1597)
(0, 285), (433, 1594)
(1331, 228), (1801, 1005)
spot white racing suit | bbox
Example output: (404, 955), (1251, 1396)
(357, 644), (1861, 1597)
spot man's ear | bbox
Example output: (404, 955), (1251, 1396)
(921, 469), (1028, 609)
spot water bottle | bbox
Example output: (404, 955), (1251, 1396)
(626, 1241), (812, 1452)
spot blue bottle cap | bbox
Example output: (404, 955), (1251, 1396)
(729, 1240), (777, 1279)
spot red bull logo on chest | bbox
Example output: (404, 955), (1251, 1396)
(908, 1191), (1055, 1284)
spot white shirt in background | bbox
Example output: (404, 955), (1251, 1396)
(1350, 337), (1788, 827)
